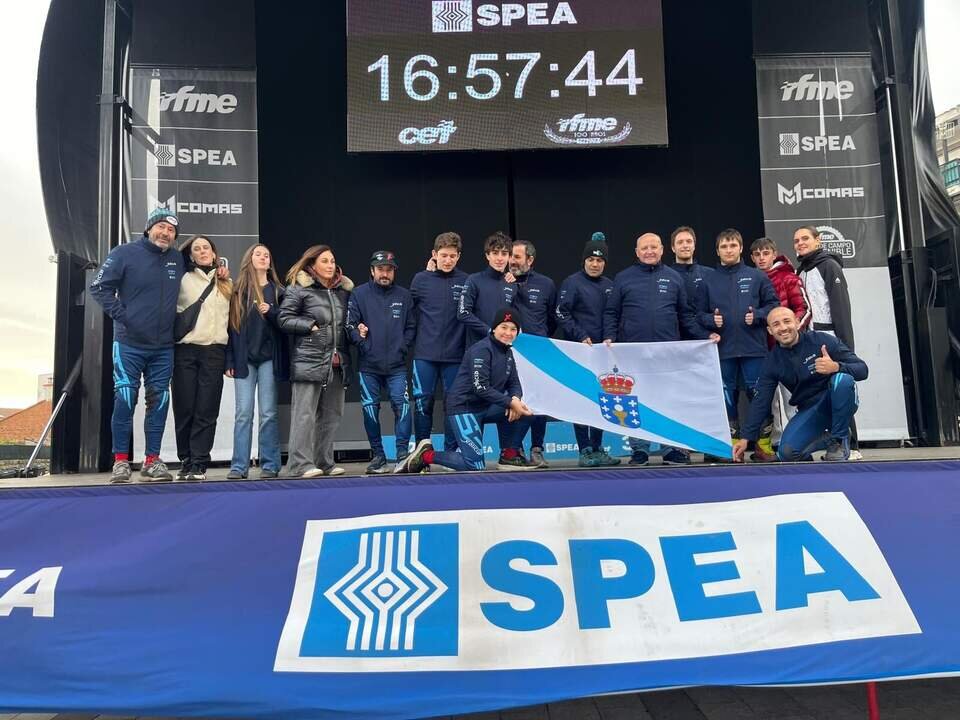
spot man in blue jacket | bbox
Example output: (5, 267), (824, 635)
(670, 225), (715, 336)
(347, 250), (417, 473)
(410, 232), (469, 453)
(394, 308), (535, 474)
(733, 307), (868, 462)
(603, 232), (719, 465)
(458, 231), (517, 348)
(510, 239), (557, 467)
(697, 228), (780, 449)
(556, 233), (620, 467)
(89, 208), (184, 484)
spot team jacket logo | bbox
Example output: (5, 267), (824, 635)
(598, 367), (641, 428)
(277, 523), (458, 661)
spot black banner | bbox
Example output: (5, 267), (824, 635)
(127, 67), (259, 265)
(755, 56), (885, 268)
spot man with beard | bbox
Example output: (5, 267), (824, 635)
(510, 239), (557, 467)
(347, 250), (417, 473)
(733, 307), (867, 462)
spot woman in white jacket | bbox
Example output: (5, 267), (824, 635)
(172, 235), (232, 481)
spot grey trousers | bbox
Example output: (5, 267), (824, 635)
(283, 371), (345, 475)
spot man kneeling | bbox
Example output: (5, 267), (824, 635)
(733, 307), (868, 462)
(395, 308), (534, 473)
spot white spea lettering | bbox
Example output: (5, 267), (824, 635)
(476, 2), (577, 27)
(159, 85), (238, 114)
(0, 567), (62, 618)
(176, 148), (237, 166)
(780, 74), (854, 102)
(399, 120), (458, 146)
(800, 135), (856, 152)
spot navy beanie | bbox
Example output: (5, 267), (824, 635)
(144, 207), (180, 238)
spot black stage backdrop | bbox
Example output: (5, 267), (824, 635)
(255, 0), (764, 286)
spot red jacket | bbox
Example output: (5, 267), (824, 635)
(765, 256), (811, 347)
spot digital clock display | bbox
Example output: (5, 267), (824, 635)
(347, 1), (668, 152)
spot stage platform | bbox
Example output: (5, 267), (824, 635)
(2, 450), (959, 719)
(6, 445), (959, 489)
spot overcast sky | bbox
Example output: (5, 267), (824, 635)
(0, 1), (957, 409)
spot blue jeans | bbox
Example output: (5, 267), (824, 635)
(779, 373), (859, 461)
(573, 425), (604, 453)
(720, 356), (765, 423)
(358, 370), (412, 457)
(411, 359), (459, 450)
(111, 341), (174, 456)
(231, 360), (280, 474)
(433, 406), (532, 471)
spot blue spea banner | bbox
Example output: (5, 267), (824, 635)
(1, 462), (959, 719)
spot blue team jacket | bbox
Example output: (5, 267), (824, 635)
(697, 262), (780, 359)
(458, 266), (517, 347)
(603, 262), (706, 342)
(346, 280), (416, 374)
(741, 331), (869, 440)
(513, 270), (557, 337)
(89, 236), (185, 350)
(410, 268), (468, 363)
(556, 270), (614, 342)
(445, 335), (522, 416)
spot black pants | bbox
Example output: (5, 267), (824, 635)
(172, 343), (226, 470)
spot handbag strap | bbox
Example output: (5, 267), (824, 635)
(195, 275), (218, 305)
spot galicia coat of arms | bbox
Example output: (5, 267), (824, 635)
(598, 367), (641, 428)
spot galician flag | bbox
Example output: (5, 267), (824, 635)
(511, 335), (732, 457)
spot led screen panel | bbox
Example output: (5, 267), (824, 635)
(347, 1), (668, 151)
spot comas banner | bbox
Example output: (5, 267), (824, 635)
(0, 462), (958, 718)
(511, 334), (731, 458)
(754, 54), (908, 441)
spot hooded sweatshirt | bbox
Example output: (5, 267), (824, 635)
(796, 248), (854, 350)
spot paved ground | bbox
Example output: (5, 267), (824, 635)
(3, 678), (960, 718)
(1, 446), (955, 489)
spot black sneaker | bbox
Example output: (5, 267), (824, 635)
(496, 454), (537, 471)
(111, 460), (132, 484)
(662, 448), (690, 465)
(176, 465), (189, 481)
(140, 460), (173, 482)
(187, 466), (207, 481)
(366, 454), (389, 474)
(394, 439), (433, 474)
(628, 451), (649, 466)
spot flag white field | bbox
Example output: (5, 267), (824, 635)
(512, 335), (732, 457)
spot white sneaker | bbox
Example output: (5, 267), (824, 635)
(849, 449), (863, 461)
(302, 467), (325, 478)
(325, 466), (346, 476)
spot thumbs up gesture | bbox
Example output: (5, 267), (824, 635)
(814, 344), (840, 375)
(713, 308), (723, 328)
(744, 305), (754, 326)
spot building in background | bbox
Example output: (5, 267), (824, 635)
(0, 401), (52, 445)
(936, 105), (960, 213)
(37, 373), (53, 402)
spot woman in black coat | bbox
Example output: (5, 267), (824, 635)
(278, 244), (353, 477)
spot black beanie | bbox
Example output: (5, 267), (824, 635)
(583, 237), (609, 261)
(491, 307), (521, 333)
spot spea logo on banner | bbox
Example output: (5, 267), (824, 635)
(281, 523), (458, 660)
(432, 1), (472, 32)
(275, 493), (919, 672)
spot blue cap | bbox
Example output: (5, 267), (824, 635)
(591, 231), (606, 243)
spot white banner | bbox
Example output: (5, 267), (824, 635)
(511, 335), (731, 457)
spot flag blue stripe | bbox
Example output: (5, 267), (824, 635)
(513, 335), (732, 457)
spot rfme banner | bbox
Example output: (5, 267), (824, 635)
(512, 335), (732, 457)
(1, 461), (958, 719)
